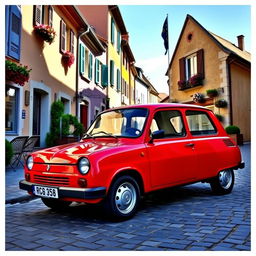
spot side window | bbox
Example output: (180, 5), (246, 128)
(150, 110), (186, 138)
(186, 110), (216, 135)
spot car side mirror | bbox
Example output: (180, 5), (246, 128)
(149, 130), (165, 143)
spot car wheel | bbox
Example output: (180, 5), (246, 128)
(41, 198), (72, 210)
(210, 169), (234, 194)
(104, 175), (140, 219)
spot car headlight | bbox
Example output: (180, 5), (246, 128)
(26, 156), (34, 170)
(78, 157), (90, 175)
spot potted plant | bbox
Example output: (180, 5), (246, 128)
(215, 99), (228, 108)
(34, 24), (56, 44)
(193, 93), (205, 103)
(6, 60), (32, 86)
(225, 125), (243, 146)
(62, 51), (75, 68)
(206, 89), (218, 98)
(189, 73), (203, 87)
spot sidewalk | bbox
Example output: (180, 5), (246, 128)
(5, 165), (35, 204)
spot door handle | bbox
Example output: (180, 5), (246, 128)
(185, 143), (195, 148)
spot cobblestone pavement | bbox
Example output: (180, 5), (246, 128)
(5, 144), (250, 251)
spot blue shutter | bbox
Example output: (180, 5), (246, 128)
(7, 5), (21, 60)
(5, 6), (10, 56)
(79, 43), (85, 75)
(101, 64), (108, 87)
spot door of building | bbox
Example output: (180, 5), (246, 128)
(80, 103), (88, 131)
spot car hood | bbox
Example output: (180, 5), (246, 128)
(32, 139), (125, 164)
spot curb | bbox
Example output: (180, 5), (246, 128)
(5, 195), (36, 205)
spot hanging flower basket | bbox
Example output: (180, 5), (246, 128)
(34, 24), (56, 44)
(189, 73), (203, 87)
(193, 93), (205, 103)
(62, 51), (75, 67)
(215, 99), (228, 108)
(5, 60), (32, 86)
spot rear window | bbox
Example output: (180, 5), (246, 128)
(185, 110), (217, 136)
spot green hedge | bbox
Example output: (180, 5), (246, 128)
(5, 139), (13, 166)
(225, 125), (240, 135)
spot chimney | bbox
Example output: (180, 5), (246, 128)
(237, 35), (244, 51)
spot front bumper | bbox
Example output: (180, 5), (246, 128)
(19, 180), (106, 200)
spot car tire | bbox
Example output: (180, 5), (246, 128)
(41, 198), (72, 210)
(210, 169), (234, 194)
(104, 175), (140, 220)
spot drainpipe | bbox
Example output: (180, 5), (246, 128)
(226, 56), (233, 126)
(75, 27), (90, 116)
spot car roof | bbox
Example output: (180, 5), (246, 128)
(108, 103), (210, 111)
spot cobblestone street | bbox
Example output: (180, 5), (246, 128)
(5, 144), (250, 251)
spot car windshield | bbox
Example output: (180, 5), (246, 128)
(86, 108), (148, 138)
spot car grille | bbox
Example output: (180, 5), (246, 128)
(34, 175), (70, 186)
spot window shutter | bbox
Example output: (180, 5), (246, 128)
(60, 20), (66, 53)
(7, 5), (21, 60)
(70, 30), (74, 54)
(48, 6), (53, 27)
(111, 17), (115, 44)
(79, 43), (85, 75)
(179, 57), (186, 81)
(95, 59), (100, 84)
(101, 64), (108, 87)
(197, 49), (205, 79)
(117, 31), (121, 53)
(33, 5), (42, 26)
(110, 60), (114, 86)
(88, 53), (93, 80)
(117, 69), (121, 91)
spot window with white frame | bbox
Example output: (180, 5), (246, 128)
(185, 53), (197, 80)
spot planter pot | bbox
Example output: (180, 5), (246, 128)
(229, 134), (243, 146)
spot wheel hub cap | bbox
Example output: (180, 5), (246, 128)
(219, 169), (232, 189)
(115, 182), (136, 214)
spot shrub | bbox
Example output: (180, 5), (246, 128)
(215, 114), (224, 122)
(5, 139), (13, 166)
(215, 99), (228, 108)
(206, 89), (218, 98)
(225, 125), (240, 135)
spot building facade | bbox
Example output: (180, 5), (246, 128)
(166, 15), (251, 141)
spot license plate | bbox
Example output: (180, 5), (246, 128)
(33, 185), (58, 199)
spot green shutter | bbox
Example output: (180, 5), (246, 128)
(117, 31), (121, 53)
(95, 59), (100, 84)
(79, 43), (85, 75)
(101, 64), (108, 87)
(88, 53), (93, 80)
(110, 60), (114, 86)
(117, 69), (121, 91)
(111, 17), (115, 44)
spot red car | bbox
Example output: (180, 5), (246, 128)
(20, 104), (244, 219)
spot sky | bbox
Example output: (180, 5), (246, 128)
(119, 5), (251, 94)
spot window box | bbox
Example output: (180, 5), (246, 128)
(6, 60), (32, 86)
(34, 24), (56, 44)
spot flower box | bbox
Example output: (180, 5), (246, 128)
(62, 51), (75, 67)
(5, 60), (31, 86)
(34, 24), (56, 44)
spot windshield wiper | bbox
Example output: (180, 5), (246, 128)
(91, 131), (118, 139)
(82, 133), (93, 139)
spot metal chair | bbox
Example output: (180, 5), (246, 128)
(22, 135), (40, 161)
(9, 136), (29, 169)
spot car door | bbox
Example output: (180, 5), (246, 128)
(147, 109), (198, 189)
(185, 109), (219, 179)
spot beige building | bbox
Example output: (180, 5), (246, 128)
(166, 15), (251, 141)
